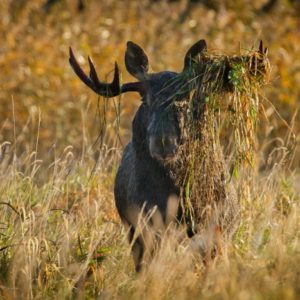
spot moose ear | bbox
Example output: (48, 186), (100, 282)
(125, 41), (149, 80)
(183, 39), (207, 70)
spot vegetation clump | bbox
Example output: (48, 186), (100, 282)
(177, 43), (270, 233)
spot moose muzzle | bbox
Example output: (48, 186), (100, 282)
(149, 135), (178, 161)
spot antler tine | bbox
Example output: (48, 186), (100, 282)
(69, 47), (98, 93)
(111, 62), (121, 95)
(259, 40), (263, 54)
(88, 56), (101, 87)
(258, 40), (268, 57)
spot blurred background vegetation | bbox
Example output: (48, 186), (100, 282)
(0, 1), (299, 298)
(0, 0), (299, 177)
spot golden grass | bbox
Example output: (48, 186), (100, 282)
(0, 139), (299, 299)
(0, 0), (299, 299)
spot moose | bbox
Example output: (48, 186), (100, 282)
(69, 40), (242, 271)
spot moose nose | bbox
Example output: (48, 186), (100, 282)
(149, 135), (178, 161)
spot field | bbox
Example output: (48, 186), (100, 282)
(0, 0), (299, 299)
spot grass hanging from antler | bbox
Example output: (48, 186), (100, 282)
(177, 42), (270, 231)
(189, 42), (270, 169)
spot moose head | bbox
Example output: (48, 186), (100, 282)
(69, 40), (207, 164)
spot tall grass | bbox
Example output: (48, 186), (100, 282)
(0, 0), (299, 299)
(0, 126), (299, 299)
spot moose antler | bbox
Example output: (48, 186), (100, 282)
(69, 47), (145, 97)
(247, 40), (269, 78)
(258, 40), (268, 56)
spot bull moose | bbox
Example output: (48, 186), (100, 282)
(69, 40), (241, 271)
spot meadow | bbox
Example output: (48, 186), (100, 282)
(0, 0), (299, 299)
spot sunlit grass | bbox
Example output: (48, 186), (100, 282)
(0, 137), (299, 299)
(0, 0), (299, 299)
